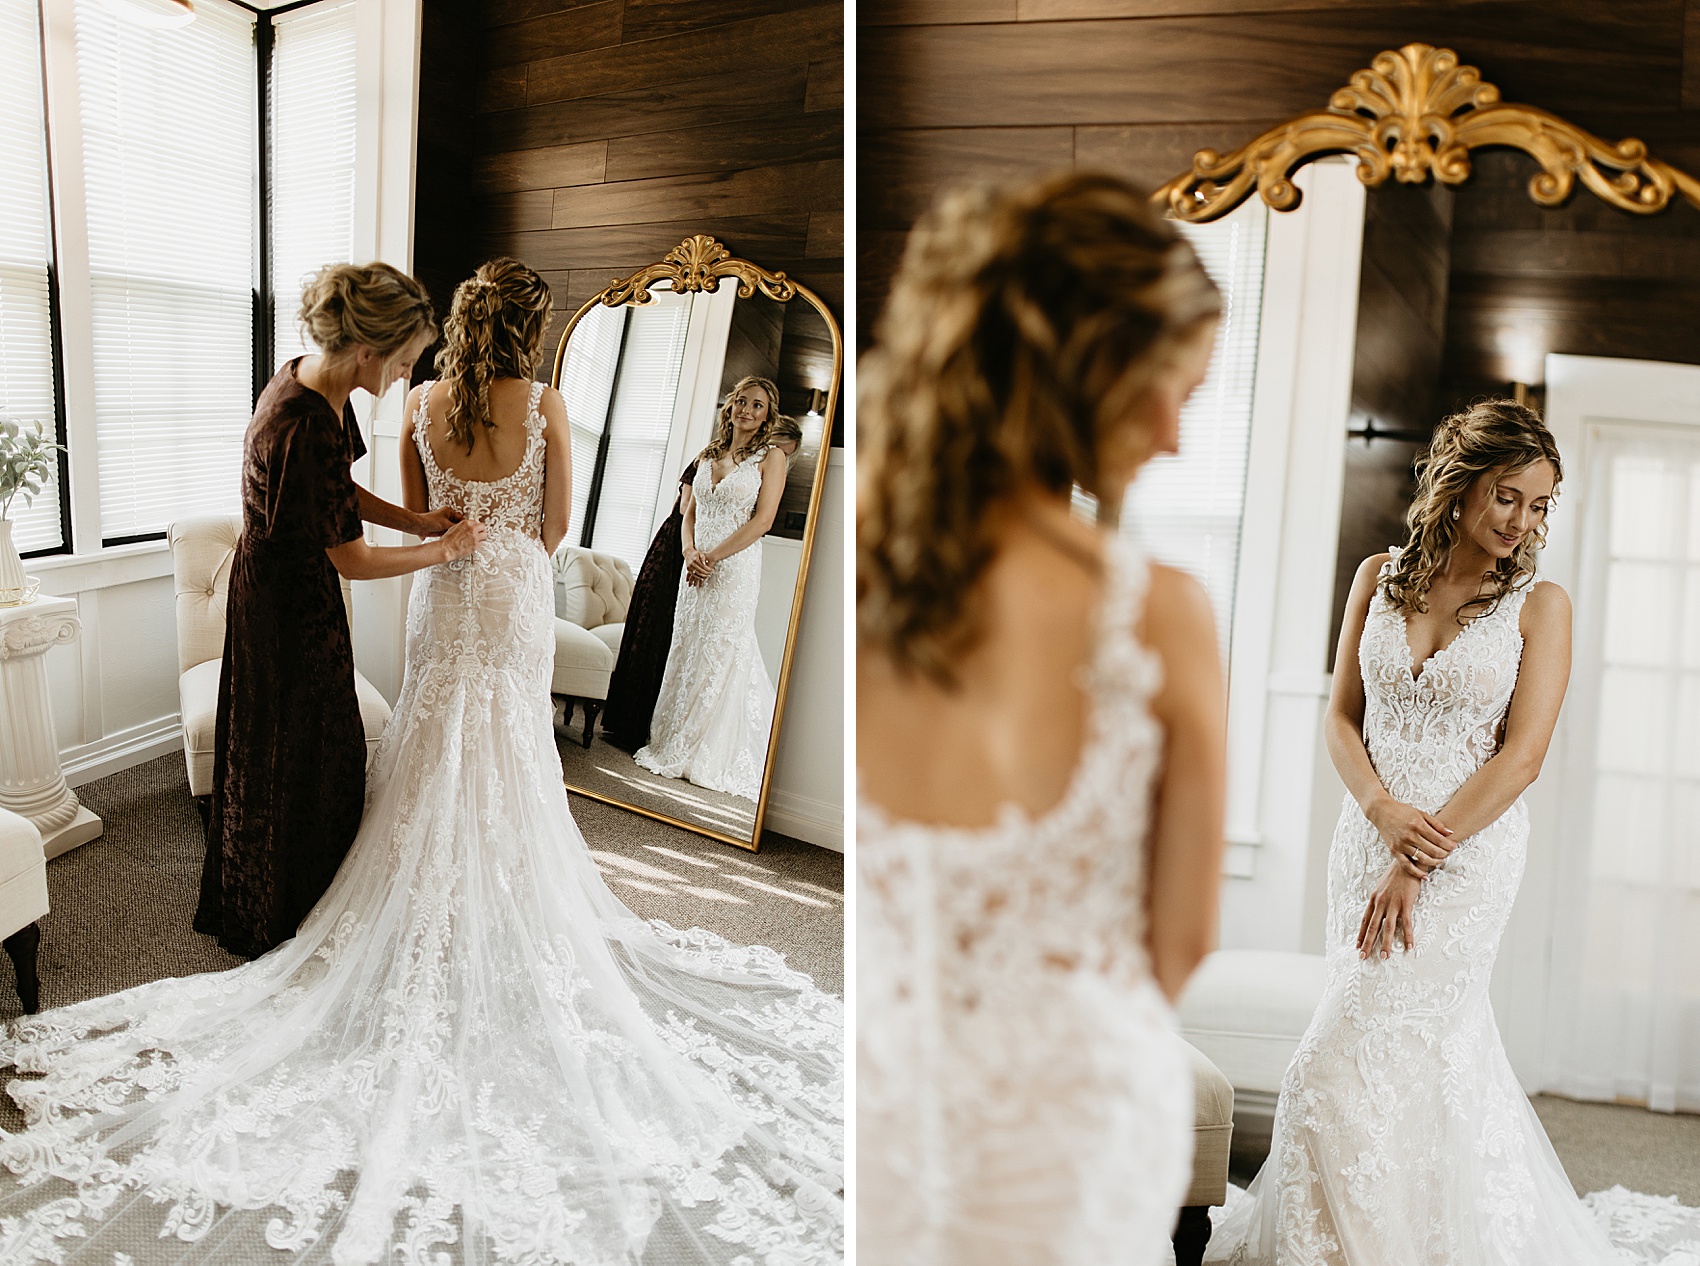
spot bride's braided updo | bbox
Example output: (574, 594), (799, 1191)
(857, 172), (1221, 683)
(435, 258), (552, 453)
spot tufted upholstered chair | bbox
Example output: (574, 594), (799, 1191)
(551, 546), (633, 747)
(168, 514), (393, 809)
(1174, 1037), (1235, 1266)
(0, 808), (48, 1013)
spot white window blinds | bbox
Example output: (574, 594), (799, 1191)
(557, 302), (623, 537)
(0, 0), (65, 554)
(1121, 199), (1269, 662)
(269, 0), (356, 371)
(589, 296), (691, 569)
(73, 0), (256, 542)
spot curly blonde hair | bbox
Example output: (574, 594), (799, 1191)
(858, 172), (1222, 683)
(298, 261), (436, 369)
(700, 376), (781, 464)
(1382, 398), (1562, 622)
(435, 258), (552, 453)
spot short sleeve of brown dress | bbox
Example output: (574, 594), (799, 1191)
(194, 358), (370, 959)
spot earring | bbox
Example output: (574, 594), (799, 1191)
(1451, 505), (1460, 521)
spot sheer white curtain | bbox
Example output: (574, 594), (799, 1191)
(1544, 423), (1700, 1113)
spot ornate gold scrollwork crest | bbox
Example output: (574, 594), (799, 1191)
(1154, 43), (1700, 224)
(596, 234), (798, 307)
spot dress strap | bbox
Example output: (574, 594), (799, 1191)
(1085, 533), (1160, 700)
(524, 380), (546, 439)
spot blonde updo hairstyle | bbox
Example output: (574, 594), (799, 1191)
(858, 172), (1222, 683)
(768, 413), (804, 462)
(298, 262), (437, 381)
(701, 376), (782, 464)
(435, 257), (553, 452)
(1382, 398), (1562, 623)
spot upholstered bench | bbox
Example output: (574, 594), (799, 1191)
(1177, 949), (1329, 1165)
(1175, 1037), (1235, 1266)
(169, 515), (392, 810)
(552, 546), (632, 747)
(0, 808), (48, 1013)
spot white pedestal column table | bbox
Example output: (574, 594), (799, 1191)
(0, 596), (102, 858)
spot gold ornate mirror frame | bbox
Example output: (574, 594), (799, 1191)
(1154, 43), (1700, 224)
(550, 235), (844, 852)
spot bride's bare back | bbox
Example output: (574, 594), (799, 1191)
(419, 377), (539, 482)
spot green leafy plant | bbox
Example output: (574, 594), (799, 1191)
(0, 419), (63, 522)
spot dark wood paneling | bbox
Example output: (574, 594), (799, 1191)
(485, 64), (809, 152)
(622, 0), (808, 40)
(526, 5), (840, 107)
(484, 2), (624, 66)
(604, 113), (842, 182)
(424, 0), (843, 445)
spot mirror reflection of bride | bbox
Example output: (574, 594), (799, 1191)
(634, 378), (795, 802)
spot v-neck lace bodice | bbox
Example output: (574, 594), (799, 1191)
(1359, 547), (1530, 812)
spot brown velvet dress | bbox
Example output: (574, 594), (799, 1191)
(601, 461), (697, 752)
(194, 358), (368, 959)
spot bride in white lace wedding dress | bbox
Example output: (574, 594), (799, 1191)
(0, 262), (841, 1265)
(858, 175), (1228, 1266)
(635, 378), (786, 804)
(1207, 400), (1700, 1266)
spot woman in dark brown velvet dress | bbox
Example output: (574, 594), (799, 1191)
(599, 459), (699, 751)
(195, 262), (486, 958)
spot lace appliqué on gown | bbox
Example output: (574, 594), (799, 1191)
(1206, 549), (1700, 1266)
(0, 381), (842, 1265)
(858, 535), (1193, 1266)
(635, 451), (777, 803)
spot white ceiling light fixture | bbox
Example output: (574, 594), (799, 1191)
(95, 0), (195, 28)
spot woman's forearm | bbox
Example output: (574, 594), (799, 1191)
(1434, 751), (1539, 843)
(1325, 708), (1393, 816)
(356, 485), (423, 534)
(326, 536), (445, 580)
(704, 515), (775, 563)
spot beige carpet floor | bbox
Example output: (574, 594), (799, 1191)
(1228, 1092), (1700, 1205)
(0, 752), (841, 1025)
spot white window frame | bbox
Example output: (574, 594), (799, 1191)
(21, 0), (411, 596)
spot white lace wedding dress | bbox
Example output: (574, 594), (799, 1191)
(858, 535), (1193, 1266)
(0, 383), (842, 1265)
(636, 451), (777, 803)
(1207, 548), (1700, 1266)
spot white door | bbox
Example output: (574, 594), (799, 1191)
(1494, 353), (1700, 1111)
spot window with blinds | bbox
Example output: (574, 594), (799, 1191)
(72, 0), (256, 543)
(0, 0), (66, 554)
(589, 296), (692, 569)
(558, 303), (624, 536)
(269, 0), (356, 371)
(1121, 199), (1270, 662)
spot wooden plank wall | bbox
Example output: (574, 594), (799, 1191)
(470, 0), (845, 407)
(860, 0), (1700, 347)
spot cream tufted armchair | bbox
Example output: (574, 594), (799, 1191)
(169, 515), (393, 812)
(552, 546), (632, 747)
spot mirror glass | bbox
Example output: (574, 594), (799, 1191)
(548, 272), (838, 849)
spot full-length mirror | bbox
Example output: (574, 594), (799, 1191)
(547, 237), (841, 851)
(1143, 43), (1700, 1199)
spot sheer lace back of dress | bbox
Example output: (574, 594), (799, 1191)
(413, 379), (548, 539)
(858, 534), (1195, 1266)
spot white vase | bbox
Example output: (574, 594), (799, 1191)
(0, 519), (25, 595)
